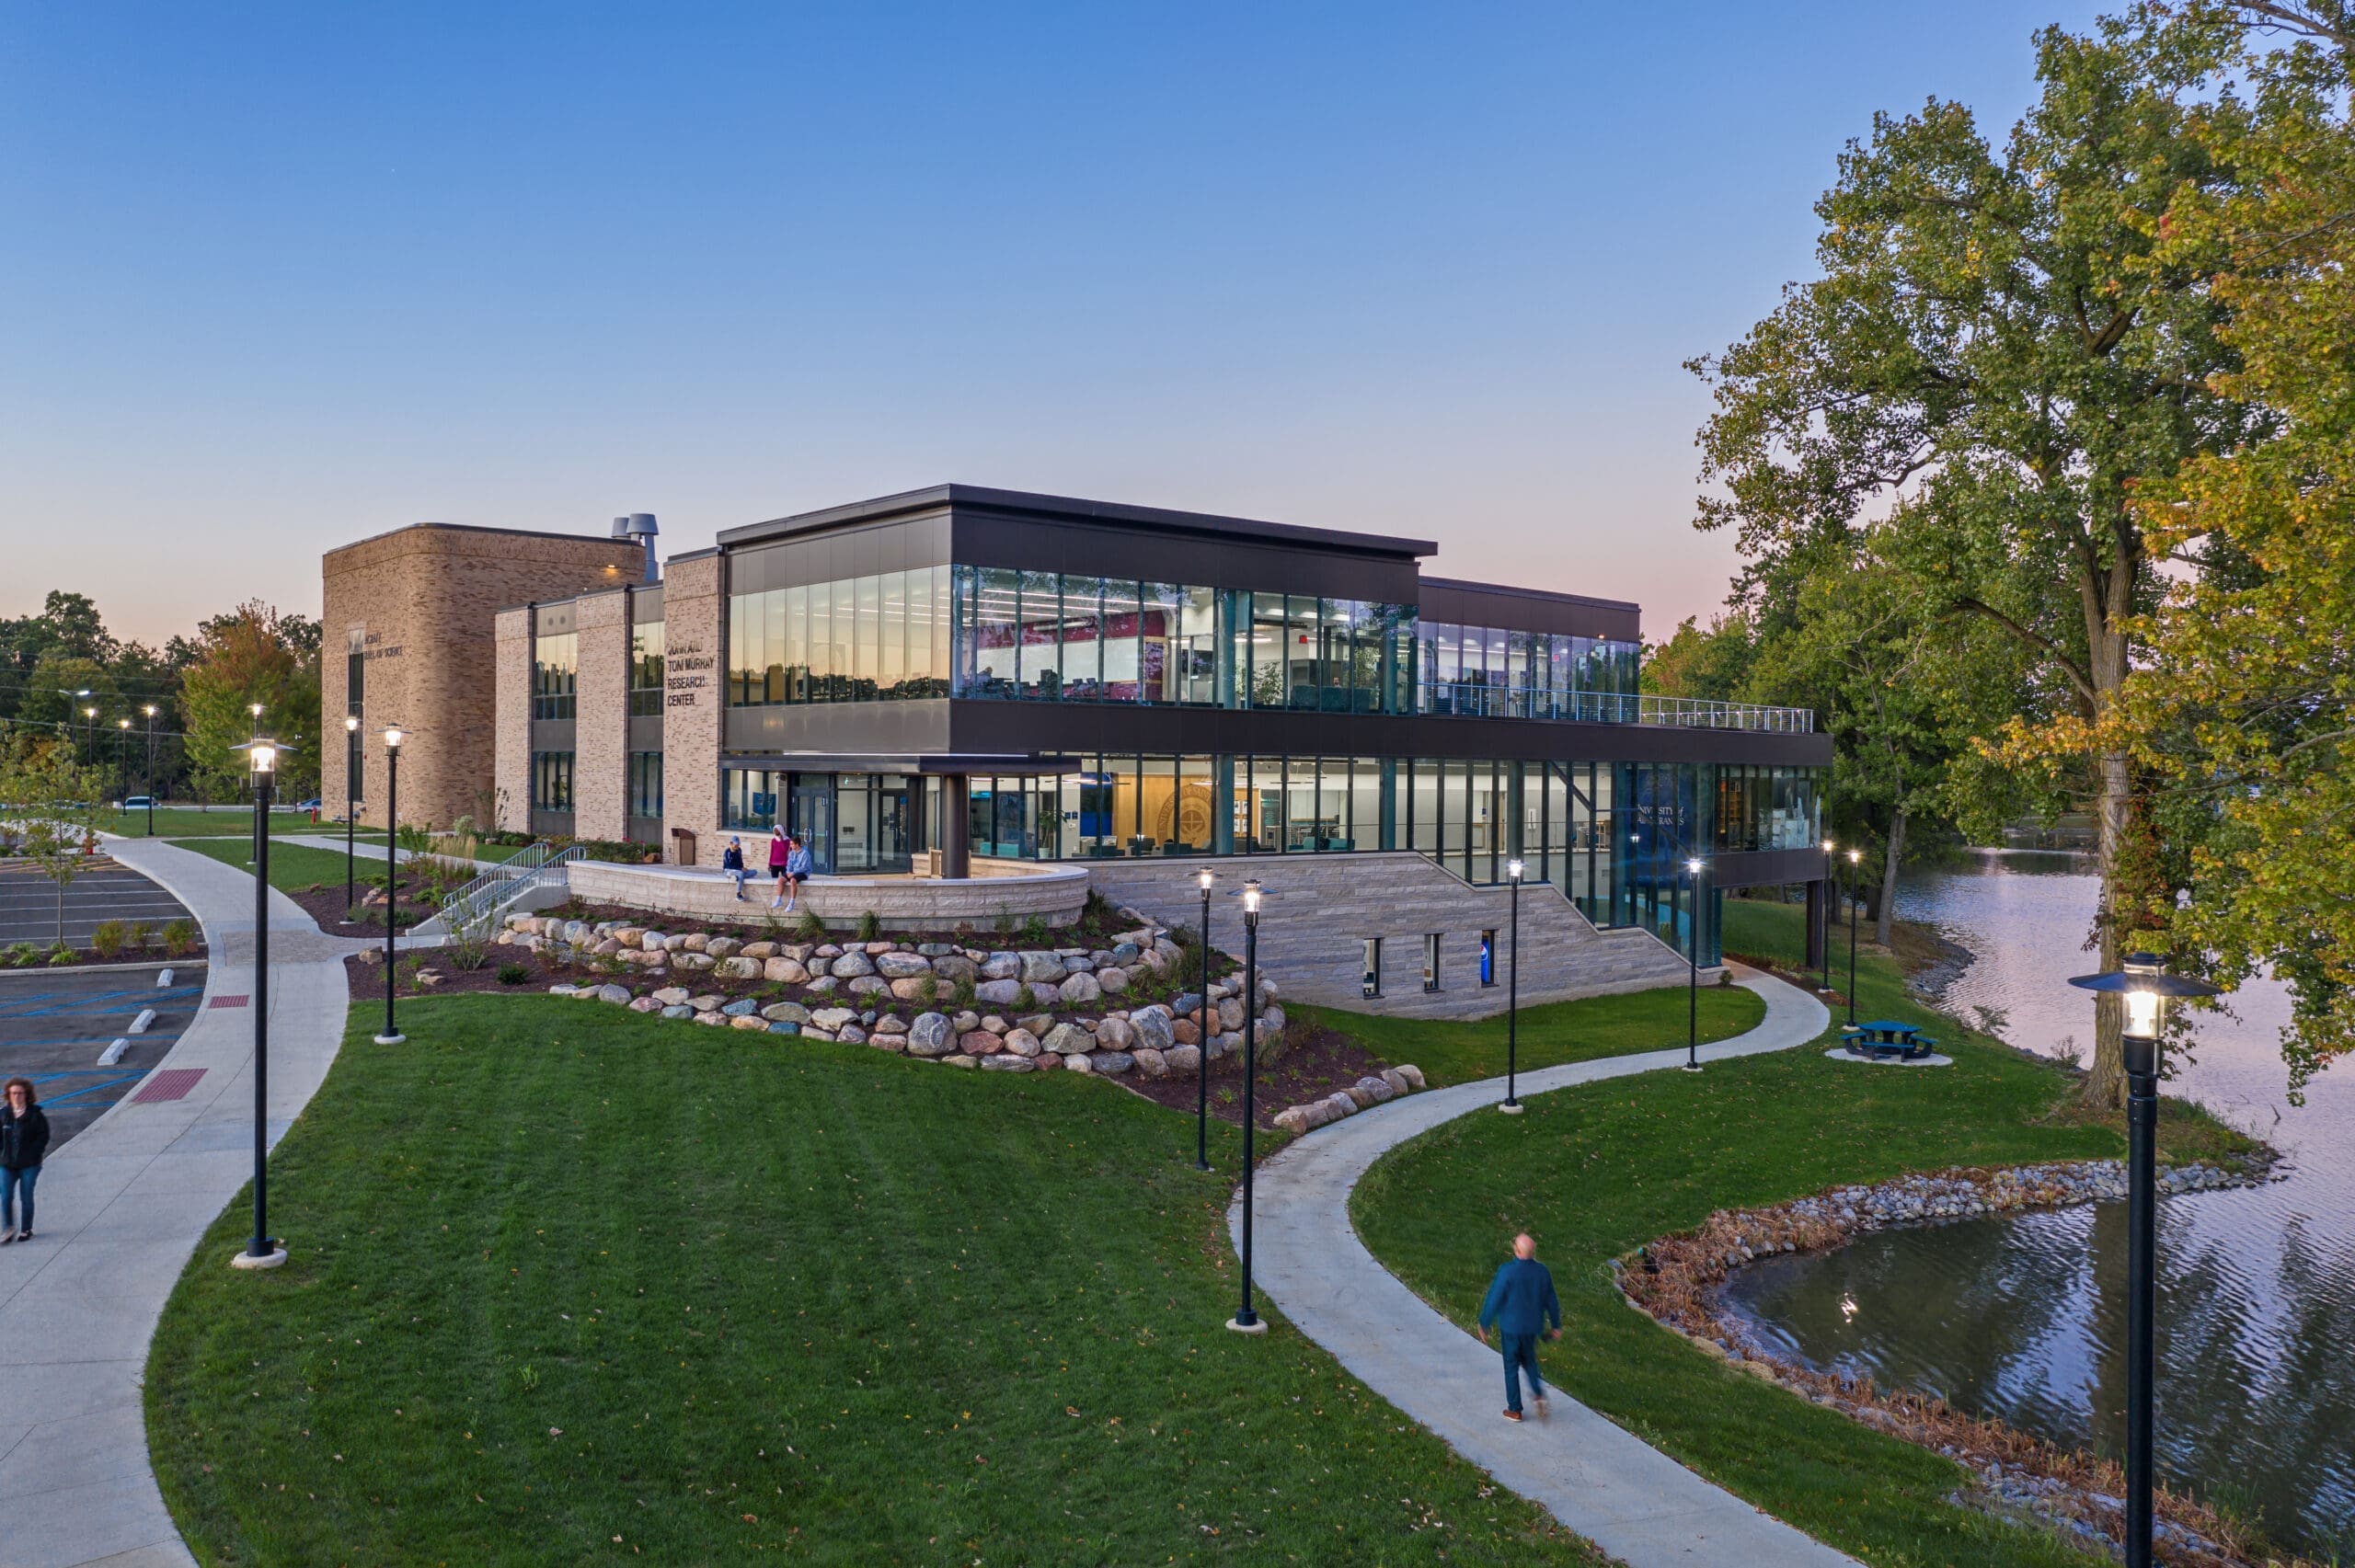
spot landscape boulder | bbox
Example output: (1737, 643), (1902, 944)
(907, 1013), (955, 1058)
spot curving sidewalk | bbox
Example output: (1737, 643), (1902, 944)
(1234, 968), (1858, 1567)
(0, 838), (364, 1568)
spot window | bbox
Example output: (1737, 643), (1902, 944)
(1422, 933), (1441, 992)
(628, 751), (663, 819)
(1361, 938), (1382, 1000)
(629, 620), (665, 716)
(531, 751), (574, 812)
(531, 633), (578, 720)
(1481, 930), (1498, 986)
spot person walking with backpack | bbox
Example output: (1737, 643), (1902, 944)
(2, 1077), (51, 1245)
(1476, 1232), (1561, 1422)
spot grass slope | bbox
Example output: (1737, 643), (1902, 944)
(1350, 900), (2257, 1568)
(1302, 984), (1764, 1088)
(111, 807), (388, 840)
(162, 838), (385, 896)
(146, 995), (1612, 1566)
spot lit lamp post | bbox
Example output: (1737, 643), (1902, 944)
(1683, 857), (1706, 1072)
(116, 716), (130, 805)
(1227, 877), (1266, 1335)
(344, 715), (361, 915)
(1845, 848), (1863, 1025)
(142, 705), (158, 835)
(1820, 838), (1837, 992)
(373, 727), (406, 1046)
(1499, 857), (1525, 1112)
(1194, 865), (1214, 1173)
(229, 739), (287, 1271)
(2065, 953), (2218, 1568)
(82, 705), (97, 769)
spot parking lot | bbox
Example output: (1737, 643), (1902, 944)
(0, 963), (202, 1148)
(0, 859), (197, 950)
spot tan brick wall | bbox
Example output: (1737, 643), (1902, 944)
(659, 553), (725, 863)
(323, 523), (645, 832)
(493, 607), (534, 834)
(571, 589), (630, 842)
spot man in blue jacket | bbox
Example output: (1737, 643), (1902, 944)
(1477, 1232), (1561, 1422)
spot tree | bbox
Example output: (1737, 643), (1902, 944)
(180, 602), (322, 801)
(0, 733), (106, 951)
(2113, 5), (2355, 1096)
(1690, 8), (2267, 1108)
(1640, 614), (1755, 700)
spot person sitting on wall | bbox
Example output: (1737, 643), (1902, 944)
(766, 826), (790, 910)
(785, 834), (813, 913)
(721, 836), (751, 900)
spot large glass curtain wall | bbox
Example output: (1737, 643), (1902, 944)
(1712, 763), (1821, 852)
(952, 567), (1411, 713)
(729, 567), (951, 706)
(1416, 624), (1640, 720)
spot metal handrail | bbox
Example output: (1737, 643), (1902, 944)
(435, 841), (585, 934)
(1414, 686), (1815, 731)
(1636, 695), (1815, 733)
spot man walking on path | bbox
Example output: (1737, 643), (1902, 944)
(1477, 1232), (1561, 1423)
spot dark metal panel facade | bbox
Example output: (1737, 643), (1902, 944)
(1712, 847), (1833, 890)
(1417, 578), (1642, 643)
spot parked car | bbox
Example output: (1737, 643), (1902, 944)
(293, 798), (323, 811)
(119, 796), (156, 810)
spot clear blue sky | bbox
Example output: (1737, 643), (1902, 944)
(1, 1), (2104, 647)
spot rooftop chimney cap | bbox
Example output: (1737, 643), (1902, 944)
(624, 512), (659, 541)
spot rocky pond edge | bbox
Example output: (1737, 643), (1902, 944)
(1613, 1154), (2320, 1568)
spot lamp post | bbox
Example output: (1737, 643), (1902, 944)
(344, 715), (361, 915)
(115, 716), (130, 805)
(373, 727), (406, 1046)
(142, 705), (158, 835)
(1194, 865), (1214, 1173)
(82, 705), (97, 770)
(1500, 857), (1524, 1112)
(1820, 838), (1837, 992)
(1683, 857), (1706, 1072)
(1227, 878), (1266, 1335)
(2067, 954), (2219, 1568)
(1845, 848), (1863, 1025)
(229, 739), (286, 1270)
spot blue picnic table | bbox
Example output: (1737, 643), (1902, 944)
(1841, 1019), (1938, 1060)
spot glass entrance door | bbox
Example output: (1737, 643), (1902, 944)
(790, 776), (834, 874)
(877, 775), (912, 873)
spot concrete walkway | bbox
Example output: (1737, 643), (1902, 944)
(0, 838), (362, 1568)
(1235, 968), (1859, 1567)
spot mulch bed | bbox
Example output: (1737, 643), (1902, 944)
(288, 867), (436, 939)
(1114, 1014), (1396, 1132)
(344, 945), (570, 1001)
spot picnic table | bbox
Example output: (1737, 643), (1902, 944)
(1840, 1018), (1938, 1060)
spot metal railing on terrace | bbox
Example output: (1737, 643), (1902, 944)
(1415, 685), (1813, 732)
(1637, 695), (1815, 733)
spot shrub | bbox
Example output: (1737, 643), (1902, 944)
(1019, 914), (1050, 948)
(50, 944), (78, 965)
(496, 963), (529, 986)
(162, 919), (199, 956)
(128, 921), (152, 951)
(856, 910), (881, 943)
(794, 909), (826, 942)
(90, 919), (129, 959)
(1013, 983), (1037, 1013)
(916, 975), (938, 1009)
(445, 931), (491, 971)
(1082, 887), (1116, 925)
(951, 977), (976, 1010)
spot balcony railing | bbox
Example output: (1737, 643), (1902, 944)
(1637, 695), (1815, 733)
(1416, 685), (1814, 732)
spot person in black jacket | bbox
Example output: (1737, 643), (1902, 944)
(2, 1076), (50, 1244)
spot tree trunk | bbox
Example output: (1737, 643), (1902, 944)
(2079, 549), (2136, 1112)
(1876, 808), (1907, 950)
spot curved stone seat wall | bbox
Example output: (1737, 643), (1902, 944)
(1085, 850), (1700, 1019)
(566, 861), (1089, 931)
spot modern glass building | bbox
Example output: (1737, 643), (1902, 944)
(501, 486), (1832, 967)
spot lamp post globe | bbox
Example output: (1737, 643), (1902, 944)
(344, 715), (362, 914)
(1228, 878), (1267, 1334)
(1820, 839), (1837, 991)
(1683, 857), (1706, 1072)
(373, 727), (406, 1046)
(229, 739), (286, 1270)
(1500, 857), (1525, 1112)
(2067, 953), (2218, 1568)
(1193, 865), (1214, 1173)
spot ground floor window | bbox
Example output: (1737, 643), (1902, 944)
(531, 751), (573, 812)
(1361, 938), (1382, 999)
(628, 751), (663, 819)
(1480, 930), (1497, 985)
(1422, 933), (1441, 991)
(720, 768), (914, 875)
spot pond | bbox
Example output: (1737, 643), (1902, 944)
(1719, 851), (2355, 1559)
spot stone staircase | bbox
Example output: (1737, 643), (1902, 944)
(1086, 851), (1696, 1020)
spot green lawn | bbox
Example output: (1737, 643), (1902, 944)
(1349, 900), (2257, 1568)
(145, 995), (1612, 1567)
(163, 837), (390, 896)
(1301, 984), (1764, 1088)
(109, 807), (390, 840)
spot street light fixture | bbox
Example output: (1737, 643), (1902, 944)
(1500, 857), (1525, 1113)
(344, 715), (361, 915)
(373, 727), (406, 1046)
(1845, 848), (1863, 1026)
(2067, 953), (2218, 1568)
(1683, 857), (1707, 1072)
(81, 705), (96, 770)
(1194, 865), (1214, 1173)
(229, 739), (286, 1271)
(1227, 878), (1266, 1335)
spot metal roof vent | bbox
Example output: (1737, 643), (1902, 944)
(609, 513), (660, 581)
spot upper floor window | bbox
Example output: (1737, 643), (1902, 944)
(532, 632), (578, 720)
(1416, 622), (1638, 721)
(629, 619), (665, 716)
(729, 566), (950, 707)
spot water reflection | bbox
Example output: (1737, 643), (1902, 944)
(1716, 852), (2355, 1557)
